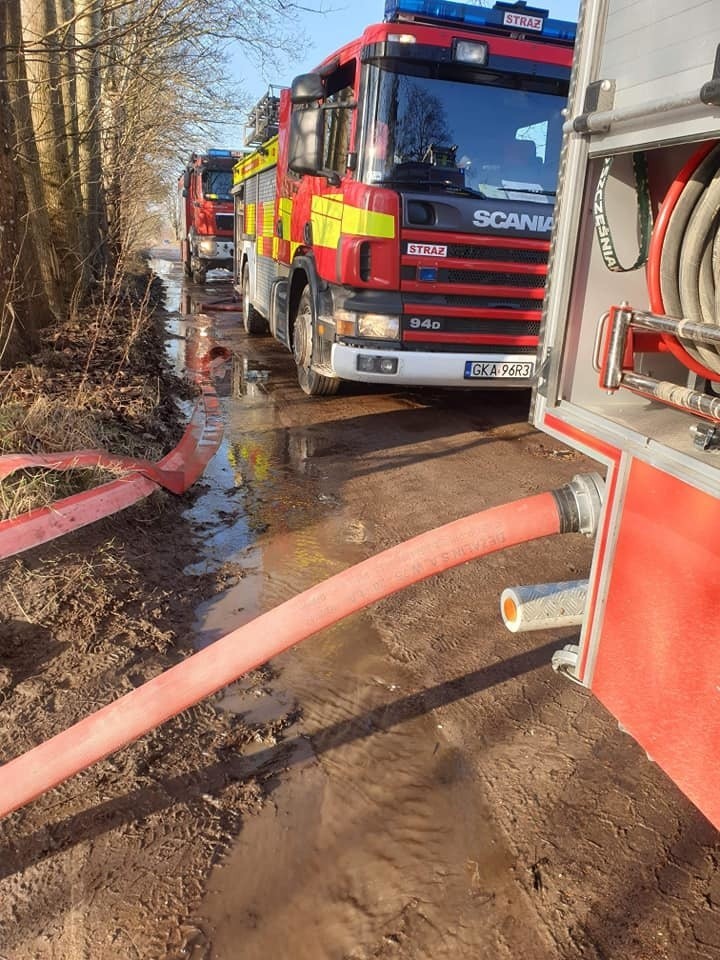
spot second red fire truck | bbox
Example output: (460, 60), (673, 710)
(232, 0), (576, 395)
(179, 150), (240, 285)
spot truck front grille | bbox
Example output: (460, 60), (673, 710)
(400, 233), (549, 348)
(445, 243), (547, 265)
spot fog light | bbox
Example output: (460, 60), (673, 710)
(357, 355), (376, 373)
(356, 355), (398, 375)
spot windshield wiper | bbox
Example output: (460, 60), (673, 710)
(377, 177), (487, 199)
(502, 187), (557, 197)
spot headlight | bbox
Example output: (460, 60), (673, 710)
(453, 39), (488, 65)
(198, 239), (217, 256)
(357, 313), (400, 340)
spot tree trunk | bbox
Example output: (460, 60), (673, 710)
(5, 0), (66, 326)
(75, 0), (108, 284)
(0, 4), (54, 366)
(20, 0), (83, 299)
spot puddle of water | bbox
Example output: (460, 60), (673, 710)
(149, 252), (517, 958)
(194, 383), (512, 956)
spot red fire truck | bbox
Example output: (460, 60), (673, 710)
(508, 0), (720, 828)
(232, 0), (575, 395)
(179, 150), (240, 284)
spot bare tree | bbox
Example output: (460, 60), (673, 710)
(0, 0), (321, 363)
(394, 80), (452, 163)
(0, 3), (54, 365)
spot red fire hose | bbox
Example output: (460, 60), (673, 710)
(0, 475), (602, 819)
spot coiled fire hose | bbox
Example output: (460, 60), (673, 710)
(649, 140), (720, 379)
(0, 474), (602, 819)
(595, 141), (720, 381)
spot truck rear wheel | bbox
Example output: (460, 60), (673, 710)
(293, 287), (340, 397)
(242, 264), (267, 335)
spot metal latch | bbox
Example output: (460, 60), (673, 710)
(571, 79), (616, 134)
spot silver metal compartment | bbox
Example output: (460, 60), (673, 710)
(535, 0), (720, 497)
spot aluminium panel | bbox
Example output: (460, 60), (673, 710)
(256, 254), (276, 316)
(258, 168), (276, 205)
(586, 0), (720, 154)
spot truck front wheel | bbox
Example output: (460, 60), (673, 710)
(242, 263), (267, 335)
(292, 287), (340, 397)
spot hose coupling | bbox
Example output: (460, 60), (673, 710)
(552, 473), (605, 536)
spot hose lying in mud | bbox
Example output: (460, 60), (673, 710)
(0, 474), (603, 819)
(0, 352), (228, 562)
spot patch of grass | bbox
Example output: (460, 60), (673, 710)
(0, 397), (102, 454)
(0, 466), (119, 522)
(0, 272), (187, 521)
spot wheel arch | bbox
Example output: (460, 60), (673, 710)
(288, 255), (332, 341)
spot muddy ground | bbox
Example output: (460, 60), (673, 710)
(0, 251), (718, 959)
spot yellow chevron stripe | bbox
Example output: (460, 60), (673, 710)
(233, 136), (279, 184)
(245, 203), (256, 236)
(261, 204), (274, 237)
(342, 205), (395, 239)
(279, 197), (293, 244)
(311, 194), (343, 248)
(312, 194), (344, 219)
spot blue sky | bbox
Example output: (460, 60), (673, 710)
(231, 0), (580, 109)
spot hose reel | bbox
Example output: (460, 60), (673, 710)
(595, 140), (720, 431)
(649, 140), (720, 379)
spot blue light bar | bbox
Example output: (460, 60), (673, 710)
(207, 148), (233, 157)
(384, 0), (576, 43)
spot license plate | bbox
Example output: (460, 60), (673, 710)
(464, 359), (535, 380)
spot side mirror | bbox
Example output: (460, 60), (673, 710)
(181, 188), (188, 198)
(291, 72), (324, 105)
(183, 170), (190, 190)
(289, 106), (324, 176)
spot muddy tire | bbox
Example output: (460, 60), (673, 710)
(242, 264), (267, 335)
(293, 287), (340, 397)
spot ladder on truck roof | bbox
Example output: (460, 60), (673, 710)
(244, 87), (282, 149)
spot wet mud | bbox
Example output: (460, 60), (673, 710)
(152, 257), (551, 958)
(1, 250), (718, 959)
(158, 253), (720, 959)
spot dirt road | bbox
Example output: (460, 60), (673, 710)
(1, 255), (718, 958)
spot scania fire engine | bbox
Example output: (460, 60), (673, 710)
(232, 0), (575, 395)
(509, 0), (720, 828)
(179, 150), (240, 284)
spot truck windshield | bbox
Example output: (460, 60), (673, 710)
(359, 63), (567, 202)
(202, 169), (233, 201)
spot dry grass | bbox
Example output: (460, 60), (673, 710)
(0, 396), (103, 454)
(0, 272), (187, 521)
